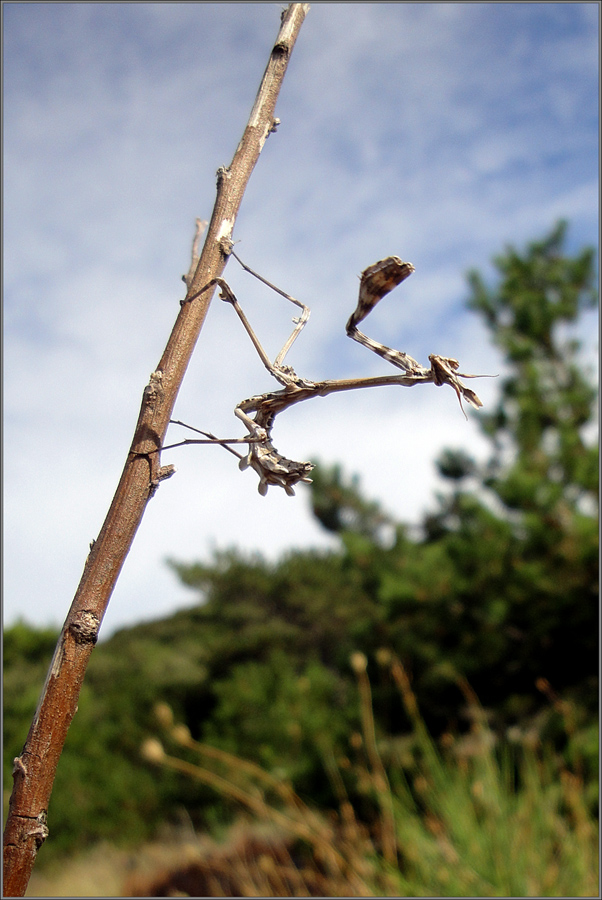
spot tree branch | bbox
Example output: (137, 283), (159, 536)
(2, 5), (310, 895)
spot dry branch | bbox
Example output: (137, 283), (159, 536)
(2, 5), (310, 895)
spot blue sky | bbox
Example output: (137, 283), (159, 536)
(4, 3), (598, 637)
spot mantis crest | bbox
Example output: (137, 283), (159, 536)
(169, 249), (487, 496)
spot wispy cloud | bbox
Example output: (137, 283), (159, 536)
(4, 3), (598, 636)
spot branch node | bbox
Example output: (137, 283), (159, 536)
(12, 757), (28, 779)
(149, 464), (177, 497)
(220, 236), (234, 256)
(68, 611), (100, 646)
(216, 165), (230, 185)
(143, 370), (164, 407)
(29, 811), (49, 850)
(83, 538), (97, 573)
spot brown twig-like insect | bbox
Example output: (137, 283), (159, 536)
(170, 251), (487, 495)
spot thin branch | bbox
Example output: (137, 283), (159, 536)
(183, 217), (208, 289)
(2, 5), (310, 895)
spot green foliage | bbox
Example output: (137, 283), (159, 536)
(428, 221), (598, 716)
(467, 220), (597, 503)
(202, 651), (353, 796)
(309, 463), (395, 545)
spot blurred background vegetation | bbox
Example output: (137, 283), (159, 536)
(4, 222), (598, 896)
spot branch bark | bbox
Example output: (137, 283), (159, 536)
(3, 5), (310, 895)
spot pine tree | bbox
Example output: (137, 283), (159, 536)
(311, 221), (598, 728)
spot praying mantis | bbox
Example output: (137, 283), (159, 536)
(167, 249), (487, 496)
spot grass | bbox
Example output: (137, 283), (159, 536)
(136, 652), (598, 897)
(24, 651), (598, 896)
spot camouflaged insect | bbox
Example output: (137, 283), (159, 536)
(173, 253), (489, 495)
